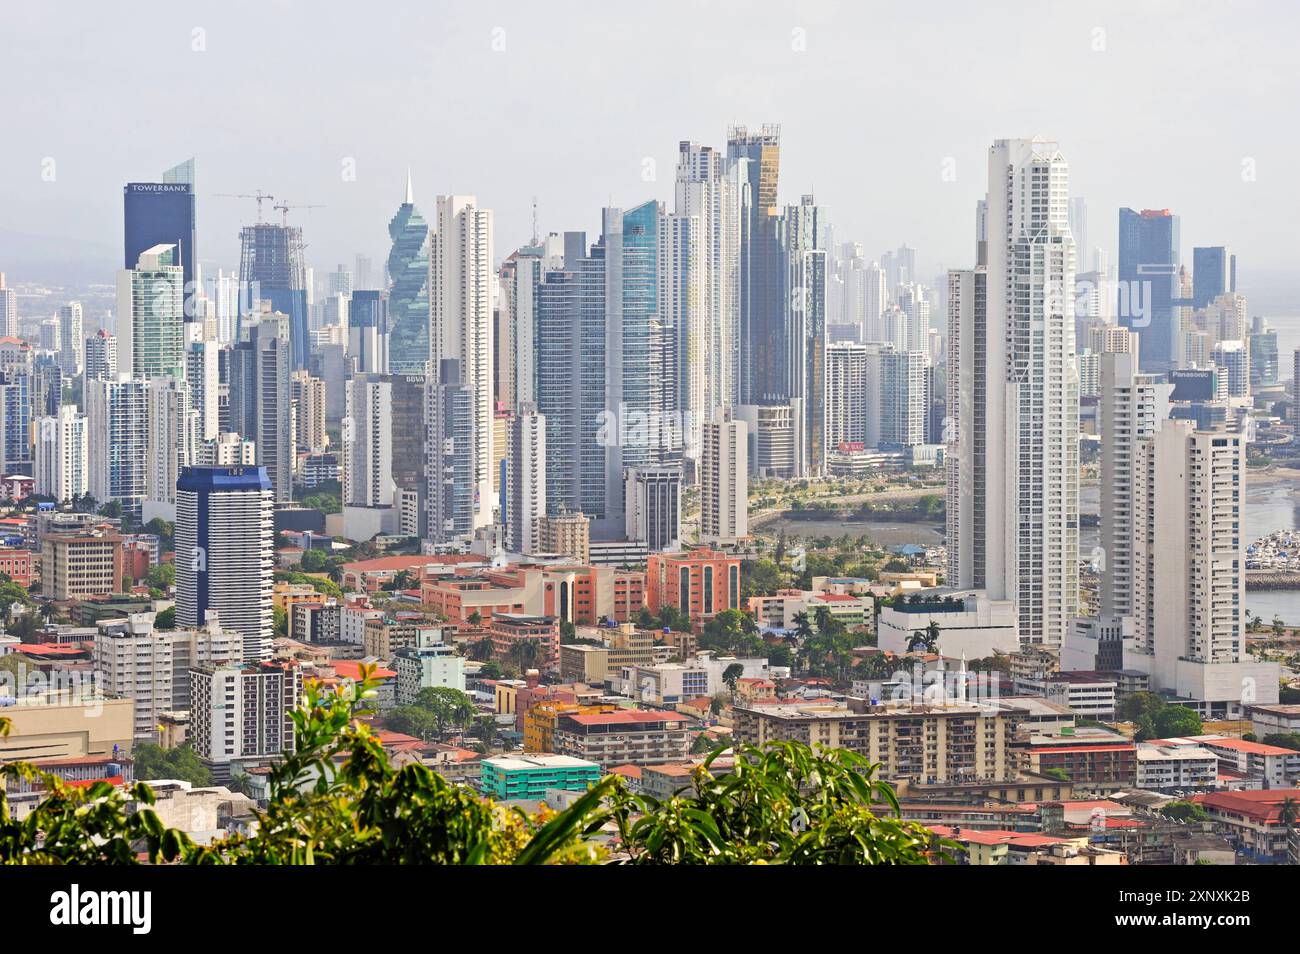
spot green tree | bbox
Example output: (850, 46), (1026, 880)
(722, 663), (745, 694)
(907, 620), (941, 655)
(414, 686), (477, 742)
(608, 743), (947, 865)
(131, 743), (213, 786)
(1159, 800), (1211, 823)
(792, 611), (814, 642)
(146, 562), (175, 593)
(1154, 705), (1202, 739)
(155, 606), (176, 630)
(273, 605), (288, 639)
(0, 669), (945, 866)
(740, 559), (784, 600)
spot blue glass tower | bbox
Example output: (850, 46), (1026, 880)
(386, 171), (430, 373)
(1118, 207), (1179, 369)
(124, 181), (197, 302)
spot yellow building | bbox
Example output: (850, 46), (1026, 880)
(272, 582), (320, 614)
(524, 702), (617, 754)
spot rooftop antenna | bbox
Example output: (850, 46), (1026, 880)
(531, 195), (539, 245)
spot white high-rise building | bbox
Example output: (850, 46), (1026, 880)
(94, 612), (241, 741)
(896, 283), (930, 353)
(700, 408), (747, 545)
(826, 341), (871, 447)
(1127, 421), (1278, 718)
(86, 376), (148, 517)
(659, 211), (703, 470)
(429, 195), (494, 533)
(0, 274), (16, 337)
(85, 330), (118, 381)
(880, 349), (930, 447)
(185, 329), (220, 441)
(946, 138), (1080, 647)
(675, 141), (742, 415)
(34, 405), (87, 503)
(506, 403), (546, 555)
(344, 376), (394, 509)
(175, 465), (275, 663)
(1099, 350), (1170, 620)
(144, 376), (198, 522)
(58, 302), (84, 376)
(862, 261), (888, 343)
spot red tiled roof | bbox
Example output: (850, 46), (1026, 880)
(330, 660), (396, 680)
(565, 710), (688, 727)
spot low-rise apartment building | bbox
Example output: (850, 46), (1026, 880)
(732, 699), (1024, 785)
(552, 710), (690, 768)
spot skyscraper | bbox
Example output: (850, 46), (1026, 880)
(116, 244), (185, 380)
(34, 405), (87, 503)
(123, 172), (197, 298)
(144, 376), (198, 522)
(238, 220), (308, 368)
(429, 195), (494, 536)
(599, 201), (678, 537)
(1127, 421), (1277, 717)
(86, 376), (148, 518)
(536, 236), (608, 521)
(386, 171), (430, 373)
(84, 330), (118, 381)
(1099, 347), (1168, 620)
(186, 332), (220, 441)
(947, 138), (1079, 647)
(880, 349), (930, 447)
(727, 124), (784, 407)
(58, 302), (83, 375)
(0, 273), (16, 337)
(780, 195), (830, 476)
(228, 316), (293, 504)
(427, 359), (475, 546)
(1192, 246), (1235, 310)
(175, 465), (275, 664)
(506, 403), (546, 555)
(675, 141), (742, 417)
(1118, 207), (1179, 369)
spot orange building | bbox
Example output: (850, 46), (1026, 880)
(420, 564), (644, 626)
(646, 548), (742, 625)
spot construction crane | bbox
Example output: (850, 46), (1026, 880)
(214, 190), (275, 223)
(273, 200), (324, 226)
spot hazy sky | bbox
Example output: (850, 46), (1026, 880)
(4, 0), (1300, 306)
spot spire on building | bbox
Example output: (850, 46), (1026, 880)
(404, 168), (414, 206)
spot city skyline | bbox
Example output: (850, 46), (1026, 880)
(5, 1), (1300, 305)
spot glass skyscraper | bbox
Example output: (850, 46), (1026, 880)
(124, 180), (197, 300)
(1118, 207), (1180, 369)
(386, 172), (430, 373)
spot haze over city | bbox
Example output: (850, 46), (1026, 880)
(4, 0), (1300, 307)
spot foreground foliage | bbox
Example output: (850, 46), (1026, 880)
(0, 675), (944, 865)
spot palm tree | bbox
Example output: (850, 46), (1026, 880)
(38, 601), (57, 625)
(907, 620), (941, 655)
(510, 639), (541, 673)
(792, 612), (814, 642)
